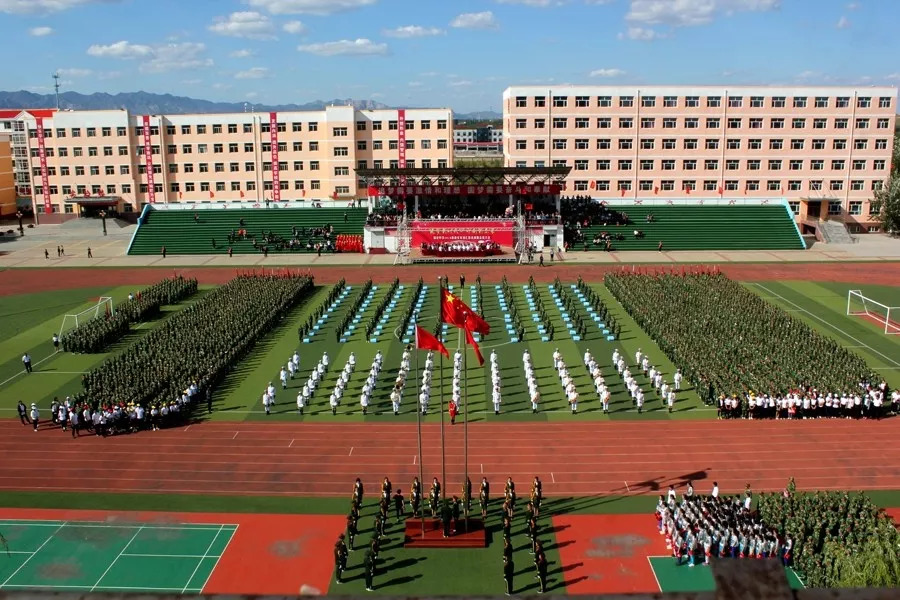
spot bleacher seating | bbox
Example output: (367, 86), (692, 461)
(566, 205), (804, 251)
(128, 207), (368, 255)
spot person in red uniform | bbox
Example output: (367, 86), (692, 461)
(449, 400), (458, 425)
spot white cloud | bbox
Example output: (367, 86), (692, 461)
(229, 49), (255, 58)
(836, 15), (850, 28)
(847, 2), (859, 9)
(87, 40), (153, 59)
(617, 26), (665, 40)
(29, 26), (53, 36)
(245, 91), (259, 98)
(97, 70), (121, 80)
(496, 0), (558, 6)
(383, 25), (443, 38)
(0, 0), (120, 14)
(56, 67), (92, 77)
(212, 82), (232, 90)
(449, 80), (473, 87)
(209, 11), (276, 40)
(181, 79), (202, 85)
(283, 20), (306, 34)
(589, 68), (626, 77)
(884, 73), (900, 81)
(235, 66), (269, 79)
(626, 0), (779, 27)
(420, 71), (439, 77)
(87, 40), (212, 73)
(450, 11), (498, 29)
(244, 0), (375, 15)
(297, 38), (387, 56)
(408, 81), (423, 87)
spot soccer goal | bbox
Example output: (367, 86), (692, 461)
(58, 296), (114, 338)
(847, 290), (900, 335)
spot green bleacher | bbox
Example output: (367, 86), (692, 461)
(128, 207), (367, 255)
(569, 205), (805, 251)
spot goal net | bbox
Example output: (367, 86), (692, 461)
(846, 290), (900, 335)
(58, 296), (114, 338)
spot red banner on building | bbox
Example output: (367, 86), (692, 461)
(142, 115), (156, 204)
(35, 118), (51, 214)
(397, 109), (406, 191)
(269, 112), (280, 202)
(375, 184), (560, 196)
(411, 220), (515, 247)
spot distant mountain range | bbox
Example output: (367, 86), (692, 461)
(0, 90), (500, 119)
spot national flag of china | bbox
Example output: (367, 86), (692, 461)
(441, 288), (490, 334)
(415, 325), (449, 358)
(465, 328), (484, 366)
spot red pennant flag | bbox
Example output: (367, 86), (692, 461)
(209, 191), (215, 199)
(654, 186), (659, 195)
(240, 190), (245, 198)
(717, 185), (724, 196)
(415, 325), (449, 358)
(685, 187), (691, 195)
(367, 185), (379, 197)
(441, 287), (490, 334)
(620, 188), (626, 197)
(332, 191), (338, 200)
(465, 328), (484, 366)
(178, 191), (183, 199)
(589, 180), (596, 189)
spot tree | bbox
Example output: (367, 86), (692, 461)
(870, 174), (900, 236)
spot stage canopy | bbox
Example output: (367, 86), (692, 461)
(356, 166), (571, 187)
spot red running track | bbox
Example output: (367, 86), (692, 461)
(0, 419), (898, 498)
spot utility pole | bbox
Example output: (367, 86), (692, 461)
(53, 72), (61, 109)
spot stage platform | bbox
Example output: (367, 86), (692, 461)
(409, 250), (517, 264)
(403, 517), (487, 548)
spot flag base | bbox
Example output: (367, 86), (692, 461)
(403, 517), (487, 548)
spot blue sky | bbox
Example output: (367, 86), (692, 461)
(2, 0), (898, 113)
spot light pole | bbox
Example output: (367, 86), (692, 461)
(99, 210), (107, 236)
(15, 211), (24, 235)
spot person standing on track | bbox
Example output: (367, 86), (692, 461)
(17, 401), (29, 425)
(503, 554), (514, 596)
(334, 534), (348, 584)
(30, 403), (39, 431)
(68, 407), (79, 438)
(480, 477), (490, 519)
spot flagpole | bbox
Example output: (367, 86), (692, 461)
(438, 278), (446, 505)
(463, 315), (469, 534)
(415, 340), (425, 539)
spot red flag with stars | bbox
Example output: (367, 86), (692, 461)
(465, 327), (484, 366)
(441, 286), (490, 334)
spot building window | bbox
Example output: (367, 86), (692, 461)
(768, 159), (782, 170)
(704, 159), (718, 170)
(663, 139), (676, 150)
(619, 118), (633, 128)
(683, 159), (697, 170)
(552, 139), (567, 150)
(789, 160), (803, 171)
(749, 139), (762, 150)
(534, 140), (545, 150)
(707, 96), (721, 108)
(771, 96), (785, 108)
(682, 180), (696, 192)
(857, 96), (871, 108)
(661, 180), (674, 191)
(575, 139), (589, 150)
(706, 118), (720, 129)
(771, 118), (784, 129)
(552, 117), (568, 129)
(515, 140), (527, 150)
(640, 159), (654, 170)
(641, 96), (656, 107)
(552, 96), (567, 107)
(662, 160), (675, 171)
(812, 139), (825, 150)
(875, 139), (888, 150)
(767, 180), (781, 191)
(619, 96), (634, 107)
(596, 160), (610, 170)
(851, 180), (864, 191)
(574, 160), (588, 171)
(597, 96), (611, 107)
(792, 118), (806, 129)
(788, 181), (801, 192)
(852, 159), (866, 170)
(828, 200), (842, 215)
(660, 117), (674, 129)
(703, 180), (716, 191)
(749, 96), (764, 108)
(728, 96), (743, 108)
(595, 180), (609, 191)
(727, 139), (741, 150)
(877, 118), (890, 129)
(663, 96), (677, 107)
(835, 118), (848, 129)
(596, 118), (610, 129)
(879, 96), (892, 108)
(596, 139), (610, 150)
(575, 95), (590, 107)
(617, 180), (632, 191)
(788, 201), (800, 214)
(618, 160), (632, 170)
(829, 180), (843, 191)
(641, 138), (655, 150)
(746, 180), (760, 191)
(831, 159), (845, 170)
(515, 96), (527, 107)
(847, 201), (862, 216)
(874, 160), (886, 170)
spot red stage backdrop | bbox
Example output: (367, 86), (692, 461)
(411, 220), (515, 247)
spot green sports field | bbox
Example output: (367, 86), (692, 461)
(1, 278), (898, 419)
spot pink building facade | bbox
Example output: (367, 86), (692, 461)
(23, 106), (452, 220)
(503, 86), (896, 232)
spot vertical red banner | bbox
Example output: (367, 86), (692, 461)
(398, 109), (407, 191)
(270, 112), (280, 202)
(35, 118), (51, 214)
(142, 115), (156, 204)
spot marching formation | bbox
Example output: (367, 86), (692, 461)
(718, 384), (897, 420)
(657, 483), (787, 568)
(552, 348), (579, 413)
(334, 475), (552, 594)
(522, 350), (540, 413)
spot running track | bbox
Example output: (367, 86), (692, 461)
(1, 419), (898, 497)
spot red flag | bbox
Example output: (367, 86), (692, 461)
(367, 185), (379, 197)
(415, 325), (449, 358)
(654, 186), (659, 195)
(717, 185), (723, 196)
(620, 188), (626, 197)
(209, 191), (215, 199)
(441, 287), (490, 334)
(589, 180), (596, 189)
(465, 328), (484, 366)
(332, 191), (338, 200)
(240, 190), (245, 198)
(178, 191), (183, 199)
(685, 187), (691, 195)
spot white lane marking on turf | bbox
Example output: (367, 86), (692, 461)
(751, 283), (900, 367)
(647, 556), (663, 592)
(91, 525), (144, 592)
(195, 525), (237, 594)
(349, 446), (354, 456)
(0, 352), (60, 387)
(183, 524), (224, 594)
(0, 522), (65, 588)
